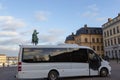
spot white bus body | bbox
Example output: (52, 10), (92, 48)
(16, 44), (111, 80)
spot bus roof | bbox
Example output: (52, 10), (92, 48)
(19, 44), (92, 49)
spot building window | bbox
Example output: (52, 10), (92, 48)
(111, 39), (113, 45)
(97, 46), (100, 51)
(92, 38), (95, 43)
(117, 26), (119, 33)
(93, 46), (96, 50)
(106, 51), (108, 56)
(107, 30), (109, 36)
(114, 38), (117, 45)
(118, 37), (120, 44)
(86, 30), (88, 33)
(105, 40), (107, 47)
(110, 29), (112, 35)
(76, 38), (81, 44)
(113, 28), (116, 34)
(85, 38), (88, 43)
(108, 40), (110, 46)
(101, 46), (103, 51)
(97, 38), (99, 43)
(119, 50), (120, 57)
(104, 32), (106, 37)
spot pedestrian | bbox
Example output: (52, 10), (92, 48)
(116, 53), (119, 64)
(116, 57), (119, 64)
(7, 64), (9, 67)
(104, 55), (109, 62)
(2, 63), (5, 68)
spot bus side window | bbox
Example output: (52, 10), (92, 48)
(88, 49), (101, 61)
(70, 48), (88, 63)
(88, 50), (96, 60)
(78, 49), (88, 62)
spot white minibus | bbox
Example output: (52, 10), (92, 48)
(16, 44), (111, 80)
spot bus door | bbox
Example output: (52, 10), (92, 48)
(70, 48), (89, 76)
(88, 49), (101, 76)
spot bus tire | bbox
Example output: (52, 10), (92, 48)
(48, 70), (59, 80)
(100, 68), (108, 77)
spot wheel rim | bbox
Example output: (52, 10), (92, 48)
(50, 74), (56, 80)
(49, 72), (58, 80)
(101, 69), (107, 77)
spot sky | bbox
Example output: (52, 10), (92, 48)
(0, 0), (120, 56)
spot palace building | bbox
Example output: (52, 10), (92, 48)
(102, 14), (120, 59)
(0, 54), (7, 66)
(65, 24), (104, 56)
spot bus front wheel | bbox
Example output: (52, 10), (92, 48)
(100, 68), (108, 77)
(48, 70), (59, 80)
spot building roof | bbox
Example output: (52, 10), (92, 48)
(65, 34), (75, 41)
(76, 25), (102, 36)
(0, 54), (6, 56)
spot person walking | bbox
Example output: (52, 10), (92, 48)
(116, 53), (119, 64)
(2, 63), (5, 68)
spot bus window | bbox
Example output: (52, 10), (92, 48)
(88, 51), (96, 60)
(88, 50), (101, 61)
(22, 48), (70, 63)
(69, 48), (88, 63)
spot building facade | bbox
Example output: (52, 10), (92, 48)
(0, 54), (7, 66)
(7, 56), (18, 65)
(102, 14), (120, 59)
(65, 33), (75, 44)
(65, 25), (104, 56)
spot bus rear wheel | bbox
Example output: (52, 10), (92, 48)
(48, 71), (59, 80)
(100, 68), (108, 77)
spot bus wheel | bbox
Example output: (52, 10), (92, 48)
(48, 71), (59, 80)
(100, 68), (108, 77)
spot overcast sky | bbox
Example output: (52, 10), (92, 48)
(0, 0), (120, 56)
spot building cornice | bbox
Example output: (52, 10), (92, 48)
(102, 14), (120, 29)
